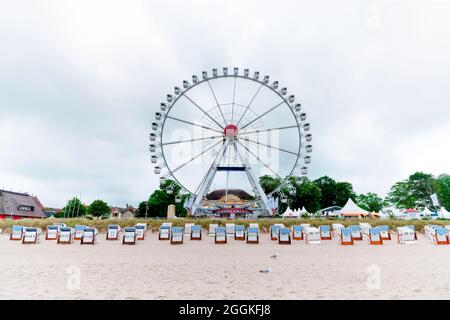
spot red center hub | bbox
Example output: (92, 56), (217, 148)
(224, 124), (239, 137)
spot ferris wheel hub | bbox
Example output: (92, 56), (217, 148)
(224, 124), (239, 137)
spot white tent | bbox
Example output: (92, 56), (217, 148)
(339, 198), (368, 218)
(423, 207), (433, 216)
(300, 206), (310, 216)
(441, 207), (450, 219)
(282, 207), (299, 218)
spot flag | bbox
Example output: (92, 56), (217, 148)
(431, 193), (440, 207)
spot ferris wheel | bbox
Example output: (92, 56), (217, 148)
(150, 67), (312, 216)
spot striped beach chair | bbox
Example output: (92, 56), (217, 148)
(278, 228), (291, 244)
(270, 225), (281, 241)
(135, 223), (148, 240)
(10, 225), (24, 241)
(292, 225), (304, 240)
(340, 227), (354, 245)
(122, 227), (137, 245)
(170, 227), (184, 244)
(226, 223), (236, 238)
(246, 227), (259, 244)
(81, 228), (97, 245)
(57, 227), (74, 244)
(22, 227), (40, 244)
(305, 227), (321, 244)
(369, 227), (383, 245)
(74, 225), (86, 240)
(106, 224), (121, 240)
(234, 225), (245, 241)
(158, 225), (170, 240)
(46, 225), (59, 240)
(378, 225), (391, 240)
(349, 225), (362, 240)
(215, 227), (227, 244)
(359, 223), (371, 239)
(433, 227), (449, 245)
(191, 225), (202, 240)
(397, 226), (416, 244)
(319, 225), (332, 240)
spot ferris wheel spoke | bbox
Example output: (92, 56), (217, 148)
(237, 125), (298, 136)
(181, 93), (225, 130)
(165, 115), (223, 134)
(162, 135), (223, 146)
(170, 140), (224, 175)
(236, 84), (263, 127)
(237, 136), (298, 156)
(206, 81), (227, 126)
(239, 101), (285, 131)
(231, 77), (237, 124)
(235, 139), (281, 179)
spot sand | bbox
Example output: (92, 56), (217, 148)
(1, 231), (450, 300)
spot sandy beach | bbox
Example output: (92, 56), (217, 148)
(1, 231), (450, 300)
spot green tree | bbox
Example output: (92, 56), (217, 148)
(290, 177), (322, 213)
(88, 200), (110, 218)
(356, 192), (384, 212)
(435, 174), (450, 211)
(387, 172), (436, 209)
(335, 182), (356, 207)
(59, 197), (87, 218)
(146, 179), (188, 217)
(313, 176), (337, 208)
(259, 175), (282, 194)
(135, 201), (148, 218)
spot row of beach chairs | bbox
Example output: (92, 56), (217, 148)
(8, 222), (450, 246)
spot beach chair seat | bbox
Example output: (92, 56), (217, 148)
(433, 227), (449, 245)
(234, 225), (245, 240)
(22, 227), (40, 244)
(73, 225), (86, 240)
(158, 225), (170, 240)
(319, 225), (332, 240)
(170, 227), (184, 244)
(270, 225), (281, 241)
(246, 227), (259, 244)
(106, 224), (121, 240)
(134, 224), (146, 240)
(305, 227), (321, 244)
(190, 225), (202, 240)
(57, 227), (74, 244)
(378, 225), (391, 240)
(349, 225), (363, 240)
(301, 224), (311, 236)
(10, 225), (24, 241)
(249, 223), (259, 230)
(340, 227), (354, 245)
(369, 227), (383, 245)
(46, 225), (59, 240)
(122, 227), (137, 245)
(278, 227), (291, 244)
(209, 224), (218, 237)
(292, 225), (304, 240)
(81, 228), (97, 245)
(225, 223), (235, 238)
(332, 223), (345, 239)
(215, 227), (227, 244)
(184, 223), (194, 235)
(397, 226), (416, 244)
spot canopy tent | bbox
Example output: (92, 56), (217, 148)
(403, 208), (420, 220)
(423, 207), (433, 216)
(441, 206), (450, 219)
(282, 207), (299, 218)
(300, 206), (310, 216)
(339, 198), (369, 218)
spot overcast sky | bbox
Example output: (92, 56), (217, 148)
(0, 0), (449, 208)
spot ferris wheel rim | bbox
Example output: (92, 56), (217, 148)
(155, 69), (308, 200)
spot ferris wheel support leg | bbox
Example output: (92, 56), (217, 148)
(244, 164), (272, 217)
(190, 142), (228, 216)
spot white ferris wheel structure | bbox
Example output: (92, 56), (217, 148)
(150, 67), (312, 217)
